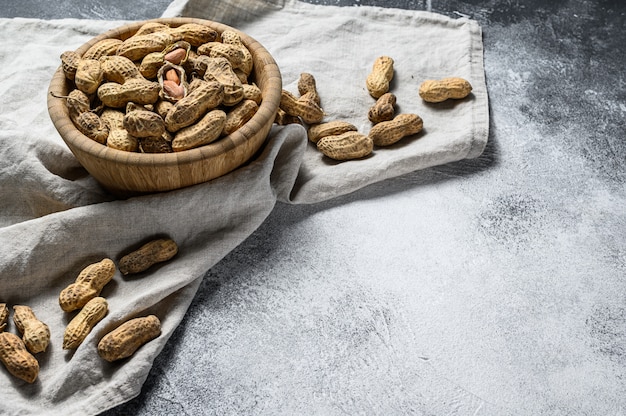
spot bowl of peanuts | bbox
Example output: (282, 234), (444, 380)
(48, 17), (282, 196)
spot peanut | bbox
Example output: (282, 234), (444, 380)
(75, 59), (104, 95)
(0, 332), (39, 383)
(100, 108), (125, 131)
(242, 83), (262, 104)
(154, 99), (175, 119)
(60, 50), (81, 81)
(274, 108), (302, 126)
(63, 297), (108, 350)
(98, 315), (161, 362)
(75, 111), (109, 144)
(116, 31), (174, 62)
(198, 42), (245, 71)
(83, 38), (123, 60)
(59, 258), (116, 312)
(139, 51), (166, 79)
(164, 80), (224, 132)
(0, 304), (8, 332)
(317, 131), (373, 161)
(418, 77), (472, 103)
(368, 113), (423, 146)
(63, 89), (91, 124)
(100, 55), (142, 84)
(223, 99), (258, 135)
(118, 238), (178, 275)
(368, 92), (396, 124)
(164, 48), (187, 65)
(168, 23), (218, 47)
(366, 56), (394, 99)
(221, 30), (253, 76)
(138, 135), (173, 153)
(308, 120), (357, 144)
(172, 109), (226, 151)
(12, 306), (50, 354)
(201, 56), (244, 106)
(134, 21), (170, 37)
(297, 72), (321, 106)
(107, 129), (139, 152)
(280, 90), (324, 125)
(97, 78), (160, 108)
(123, 109), (165, 138)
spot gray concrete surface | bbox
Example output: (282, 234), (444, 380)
(2, 0), (625, 414)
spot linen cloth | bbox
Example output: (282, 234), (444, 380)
(0, 1), (488, 414)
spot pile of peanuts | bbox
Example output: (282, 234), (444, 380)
(57, 21), (263, 153)
(0, 238), (179, 384)
(276, 55), (472, 161)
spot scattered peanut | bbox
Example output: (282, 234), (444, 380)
(368, 92), (396, 124)
(63, 297), (108, 350)
(317, 131), (373, 161)
(59, 258), (116, 312)
(0, 332), (39, 383)
(308, 120), (357, 143)
(366, 56), (394, 98)
(12, 306), (50, 354)
(97, 315), (161, 362)
(418, 77), (472, 103)
(368, 113), (423, 146)
(118, 238), (178, 275)
(274, 108), (302, 126)
(297, 72), (321, 106)
(280, 89), (324, 124)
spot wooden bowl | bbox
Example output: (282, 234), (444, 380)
(48, 17), (282, 196)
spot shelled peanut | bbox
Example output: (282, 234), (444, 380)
(55, 21), (263, 153)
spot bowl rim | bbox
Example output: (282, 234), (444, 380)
(47, 17), (282, 168)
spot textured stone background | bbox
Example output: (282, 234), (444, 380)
(3, 0), (624, 415)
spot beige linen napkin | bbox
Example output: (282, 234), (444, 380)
(0, 1), (488, 415)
